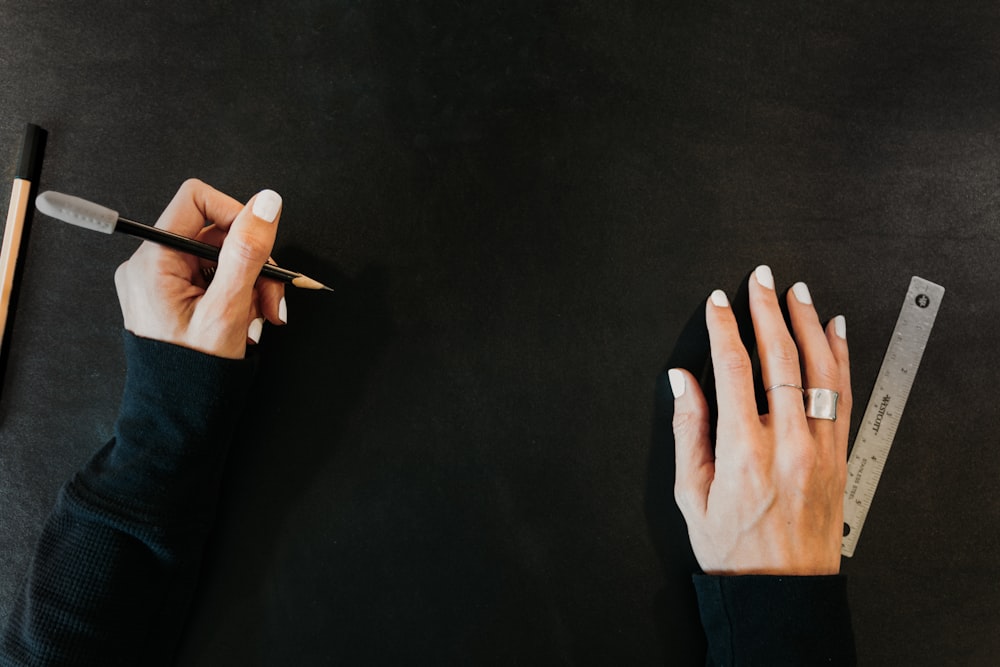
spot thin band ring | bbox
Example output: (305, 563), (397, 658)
(765, 383), (804, 394)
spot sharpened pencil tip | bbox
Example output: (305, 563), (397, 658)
(291, 274), (333, 291)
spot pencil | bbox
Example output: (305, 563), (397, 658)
(35, 190), (333, 291)
(0, 124), (46, 358)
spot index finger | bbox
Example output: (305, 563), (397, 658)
(706, 289), (759, 443)
(154, 178), (244, 239)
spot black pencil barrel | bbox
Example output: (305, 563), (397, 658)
(115, 217), (300, 284)
(15, 124), (46, 181)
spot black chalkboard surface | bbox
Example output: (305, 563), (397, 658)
(1, 2), (997, 664)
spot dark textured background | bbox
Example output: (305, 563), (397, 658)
(1, 1), (998, 664)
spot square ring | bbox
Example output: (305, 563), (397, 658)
(805, 388), (839, 421)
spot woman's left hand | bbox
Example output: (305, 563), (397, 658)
(669, 265), (852, 575)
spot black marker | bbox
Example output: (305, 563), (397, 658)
(35, 190), (332, 291)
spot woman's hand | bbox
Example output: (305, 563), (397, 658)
(669, 265), (852, 575)
(114, 179), (287, 359)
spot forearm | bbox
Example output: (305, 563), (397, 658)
(694, 574), (857, 666)
(1, 333), (254, 665)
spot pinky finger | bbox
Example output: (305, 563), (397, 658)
(826, 315), (852, 459)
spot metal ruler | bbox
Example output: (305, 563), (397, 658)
(841, 276), (944, 557)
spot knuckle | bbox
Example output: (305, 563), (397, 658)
(180, 177), (205, 192)
(777, 449), (818, 491)
(673, 482), (698, 513)
(671, 408), (704, 441)
(812, 358), (840, 388)
(715, 349), (752, 377)
(766, 338), (800, 366)
(786, 447), (815, 476)
(225, 233), (270, 265)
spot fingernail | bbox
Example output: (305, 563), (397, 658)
(792, 282), (812, 305)
(755, 265), (774, 290)
(834, 315), (847, 339)
(252, 189), (282, 223)
(278, 297), (288, 324)
(710, 289), (729, 307)
(668, 369), (686, 398)
(248, 317), (265, 344)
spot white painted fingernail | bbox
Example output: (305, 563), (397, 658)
(252, 189), (282, 223)
(792, 282), (812, 305)
(668, 369), (686, 398)
(710, 290), (729, 307)
(834, 315), (847, 339)
(278, 297), (288, 324)
(248, 317), (265, 344)
(755, 265), (774, 289)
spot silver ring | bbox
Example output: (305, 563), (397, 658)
(804, 388), (839, 421)
(765, 383), (804, 394)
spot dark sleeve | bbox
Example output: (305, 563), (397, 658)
(693, 574), (857, 667)
(1, 332), (256, 667)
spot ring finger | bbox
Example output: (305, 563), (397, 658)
(787, 281), (840, 440)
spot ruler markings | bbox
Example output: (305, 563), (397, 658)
(841, 276), (944, 558)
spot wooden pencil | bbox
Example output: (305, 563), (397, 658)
(0, 123), (46, 358)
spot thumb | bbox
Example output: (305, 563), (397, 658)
(203, 189), (282, 308)
(669, 368), (714, 520)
